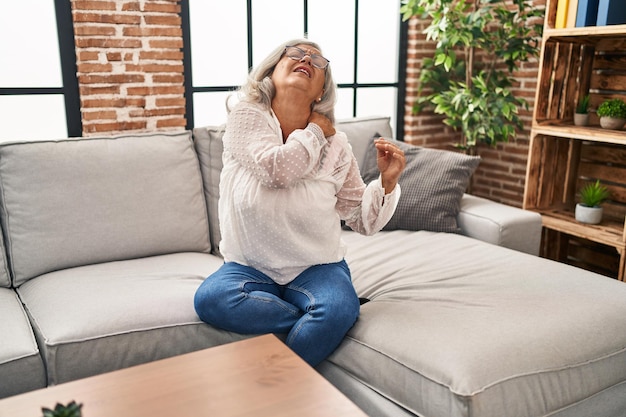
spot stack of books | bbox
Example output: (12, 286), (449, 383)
(555, 0), (626, 28)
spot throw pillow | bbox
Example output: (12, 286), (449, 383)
(360, 136), (480, 233)
(192, 125), (226, 256)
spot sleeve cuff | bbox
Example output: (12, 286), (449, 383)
(377, 175), (400, 197)
(306, 123), (326, 145)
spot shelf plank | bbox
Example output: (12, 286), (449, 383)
(532, 120), (626, 144)
(534, 208), (625, 249)
(545, 24), (626, 39)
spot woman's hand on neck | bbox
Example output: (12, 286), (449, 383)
(271, 94), (314, 143)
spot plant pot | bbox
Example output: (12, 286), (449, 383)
(574, 113), (590, 126)
(575, 203), (603, 224)
(599, 116), (626, 130)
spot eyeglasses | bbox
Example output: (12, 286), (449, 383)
(284, 46), (330, 70)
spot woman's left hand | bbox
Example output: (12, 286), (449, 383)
(375, 138), (406, 194)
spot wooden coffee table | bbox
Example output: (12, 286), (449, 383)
(0, 334), (367, 416)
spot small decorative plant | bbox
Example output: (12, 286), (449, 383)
(597, 98), (626, 119)
(597, 98), (626, 129)
(41, 401), (83, 417)
(579, 180), (610, 208)
(576, 94), (590, 114)
(574, 94), (591, 126)
(575, 180), (610, 224)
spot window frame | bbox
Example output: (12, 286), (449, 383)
(0, 1), (82, 137)
(180, 0), (408, 140)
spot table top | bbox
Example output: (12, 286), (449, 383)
(0, 334), (367, 417)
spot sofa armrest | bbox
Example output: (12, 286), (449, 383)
(457, 194), (542, 256)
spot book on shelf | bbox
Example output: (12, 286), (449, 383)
(596, 0), (626, 25)
(555, 0), (570, 28)
(576, 0), (599, 26)
(566, 0), (579, 27)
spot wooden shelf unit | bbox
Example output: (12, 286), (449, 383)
(523, 0), (626, 280)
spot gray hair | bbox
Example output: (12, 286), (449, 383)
(230, 38), (337, 124)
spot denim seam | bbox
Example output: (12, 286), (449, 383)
(285, 284), (315, 345)
(244, 293), (301, 317)
(240, 279), (301, 317)
(287, 313), (312, 345)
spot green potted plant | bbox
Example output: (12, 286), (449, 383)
(41, 401), (83, 417)
(575, 180), (610, 224)
(596, 98), (626, 130)
(574, 94), (590, 126)
(400, 0), (543, 151)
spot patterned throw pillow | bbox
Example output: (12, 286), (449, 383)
(361, 136), (480, 232)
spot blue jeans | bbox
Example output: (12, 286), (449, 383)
(193, 260), (360, 367)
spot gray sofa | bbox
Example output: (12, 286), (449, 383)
(1, 116), (626, 417)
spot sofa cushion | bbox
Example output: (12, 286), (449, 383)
(0, 288), (46, 398)
(17, 252), (245, 385)
(328, 230), (626, 417)
(336, 116), (393, 169)
(0, 132), (211, 286)
(192, 125), (226, 256)
(0, 239), (10, 289)
(458, 194), (542, 256)
(361, 138), (480, 232)
(0, 213), (9, 289)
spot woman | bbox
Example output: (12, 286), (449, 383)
(194, 39), (405, 367)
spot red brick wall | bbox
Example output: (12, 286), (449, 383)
(71, 0), (186, 135)
(403, 0), (545, 207)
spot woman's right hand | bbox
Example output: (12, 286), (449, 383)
(308, 112), (336, 138)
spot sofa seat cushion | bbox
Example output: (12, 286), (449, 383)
(0, 288), (46, 398)
(327, 230), (626, 417)
(17, 253), (247, 385)
(0, 131), (211, 286)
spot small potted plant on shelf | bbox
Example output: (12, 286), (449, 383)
(575, 180), (611, 225)
(574, 94), (590, 126)
(597, 98), (626, 130)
